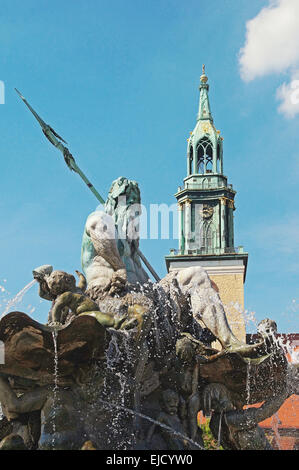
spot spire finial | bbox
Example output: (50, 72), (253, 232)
(200, 64), (208, 84)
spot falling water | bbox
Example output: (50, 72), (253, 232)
(106, 333), (122, 370)
(105, 331), (132, 450)
(246, 362), (252, 405)
(1, 279), (36, 318)
(217, 410), (223, 449)
(115, 372), (126, 407)
(139, 283), (162, 354)
(98, 398), (205, 450)
(51, 330), (59, 449)
(271, 413), (282, 450)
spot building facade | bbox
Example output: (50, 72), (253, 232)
(165, 67), (248, 341)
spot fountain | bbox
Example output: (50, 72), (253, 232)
(0, 85), (296, 451)
(0, 176), (297, 451)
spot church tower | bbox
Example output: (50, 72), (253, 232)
(165, 66), (248, 341)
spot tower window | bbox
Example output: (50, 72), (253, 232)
(216, 142), (221, 173)
(196, 137), (213, 174)
(200, 220), (216, 251)
(189, 146), (193, 175)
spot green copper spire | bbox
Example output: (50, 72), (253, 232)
(187, 67), (223, 176)
(197, 65), (213, 121)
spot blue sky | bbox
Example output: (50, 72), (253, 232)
(0, 0), (298, 333)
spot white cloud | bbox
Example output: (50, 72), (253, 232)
(239, 0), (299, 81)
(276, 71), (299, 117)
(239, 0), (299, 117)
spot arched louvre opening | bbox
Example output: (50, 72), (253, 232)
(196, 137), (213, 174)
(197, 145), (205, 173)
(217, 142), (220, 173)
(189, 146), (193, 175)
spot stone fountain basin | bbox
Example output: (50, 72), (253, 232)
(199, 349), (288, 405)
(0, 312), (106, 387)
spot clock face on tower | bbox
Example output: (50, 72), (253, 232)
(200, 204), (214, 219)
